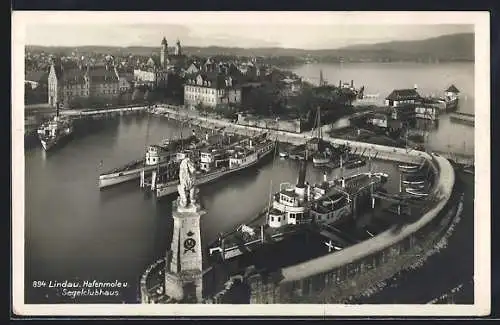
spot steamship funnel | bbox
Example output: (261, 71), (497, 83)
(296, 160), (307, 188)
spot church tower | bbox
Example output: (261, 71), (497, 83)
(174, 39), (182, 56)
(160, 37), (168, 68)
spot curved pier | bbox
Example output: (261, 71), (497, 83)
(281, 153), (453, 282)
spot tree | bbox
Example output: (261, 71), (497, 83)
(243, 85), (280, 117)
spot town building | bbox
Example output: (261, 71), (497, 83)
(47, 61), (120, 107)
(134, 37), (188, 89)
(183, 72), (242, 109)
(160, 38), (187, 69)
(25, 71), (49, 90)
(279, 77), (302, 97)
(186, 62), (201, 74)
(384, 87), (421, 122)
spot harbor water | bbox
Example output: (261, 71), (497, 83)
(25, 63), (475, 304)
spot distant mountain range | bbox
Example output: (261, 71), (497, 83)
(26, 33), (474, 62)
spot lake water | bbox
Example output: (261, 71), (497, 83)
(292, 62), (475, 156)
(24, 62), (475, 304)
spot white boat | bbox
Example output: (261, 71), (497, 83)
(402, 179), (425, 185)
(405, 188), (429, 197)
(398, 164), (420, 173)
(37, 106), (74, 152)
(155, 136), (275, 198)
(279, 151), (289, 159)
(312, 153), (330, 165)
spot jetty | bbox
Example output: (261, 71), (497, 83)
(449, 112), (474, 126)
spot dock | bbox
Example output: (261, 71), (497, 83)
(449, 112), (474, 126)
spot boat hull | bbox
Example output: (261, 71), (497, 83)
(98, 169), (144, 189)
(39, 131), (73, 152)
(99, 163), (165, 189)
(313, 157), (330, 165)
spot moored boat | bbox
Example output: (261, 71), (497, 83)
(279, 151), (289, 159)
(405, 187), (429, 197)
(344, 158), (367, 169)
(98, 136), (198, 189)
(398, 163), (420, 172)
(207, 156), (389, 262)
(37, 105), (74, 152)
(312, 152), (330, 165)
(154, 133), (276, 198)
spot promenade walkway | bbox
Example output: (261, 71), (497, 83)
(60, 106), (148, 117)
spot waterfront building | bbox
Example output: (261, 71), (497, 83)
(47, 60), (120, 107)
(385, 84), (460, 121)
(445, 84), (460, 101)
(385, 87), (421, 108)
(183, 72), (242, 109)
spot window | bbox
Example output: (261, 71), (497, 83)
(277, 217), (281, 222)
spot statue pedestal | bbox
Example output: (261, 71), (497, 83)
(164, 200), (205, 303)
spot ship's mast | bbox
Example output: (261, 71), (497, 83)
(317, 106), (322, 140)
(265, 137), (279, 222)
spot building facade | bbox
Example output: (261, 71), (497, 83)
(184, 73), (242, 109)
(47, 62), (120, 107)
(385, 87), (421, 107)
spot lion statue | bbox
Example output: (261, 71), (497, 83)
(177, 157), (198, 208)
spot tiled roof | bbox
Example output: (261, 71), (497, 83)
(61, 68), (87, 85)
(88, 67), (119, 83)
(446, 84), (460, 93)
(385, 88), (421, 101)
(186, 72), (228, 89)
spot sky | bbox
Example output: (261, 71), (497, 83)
(22, 13), (474, 50)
